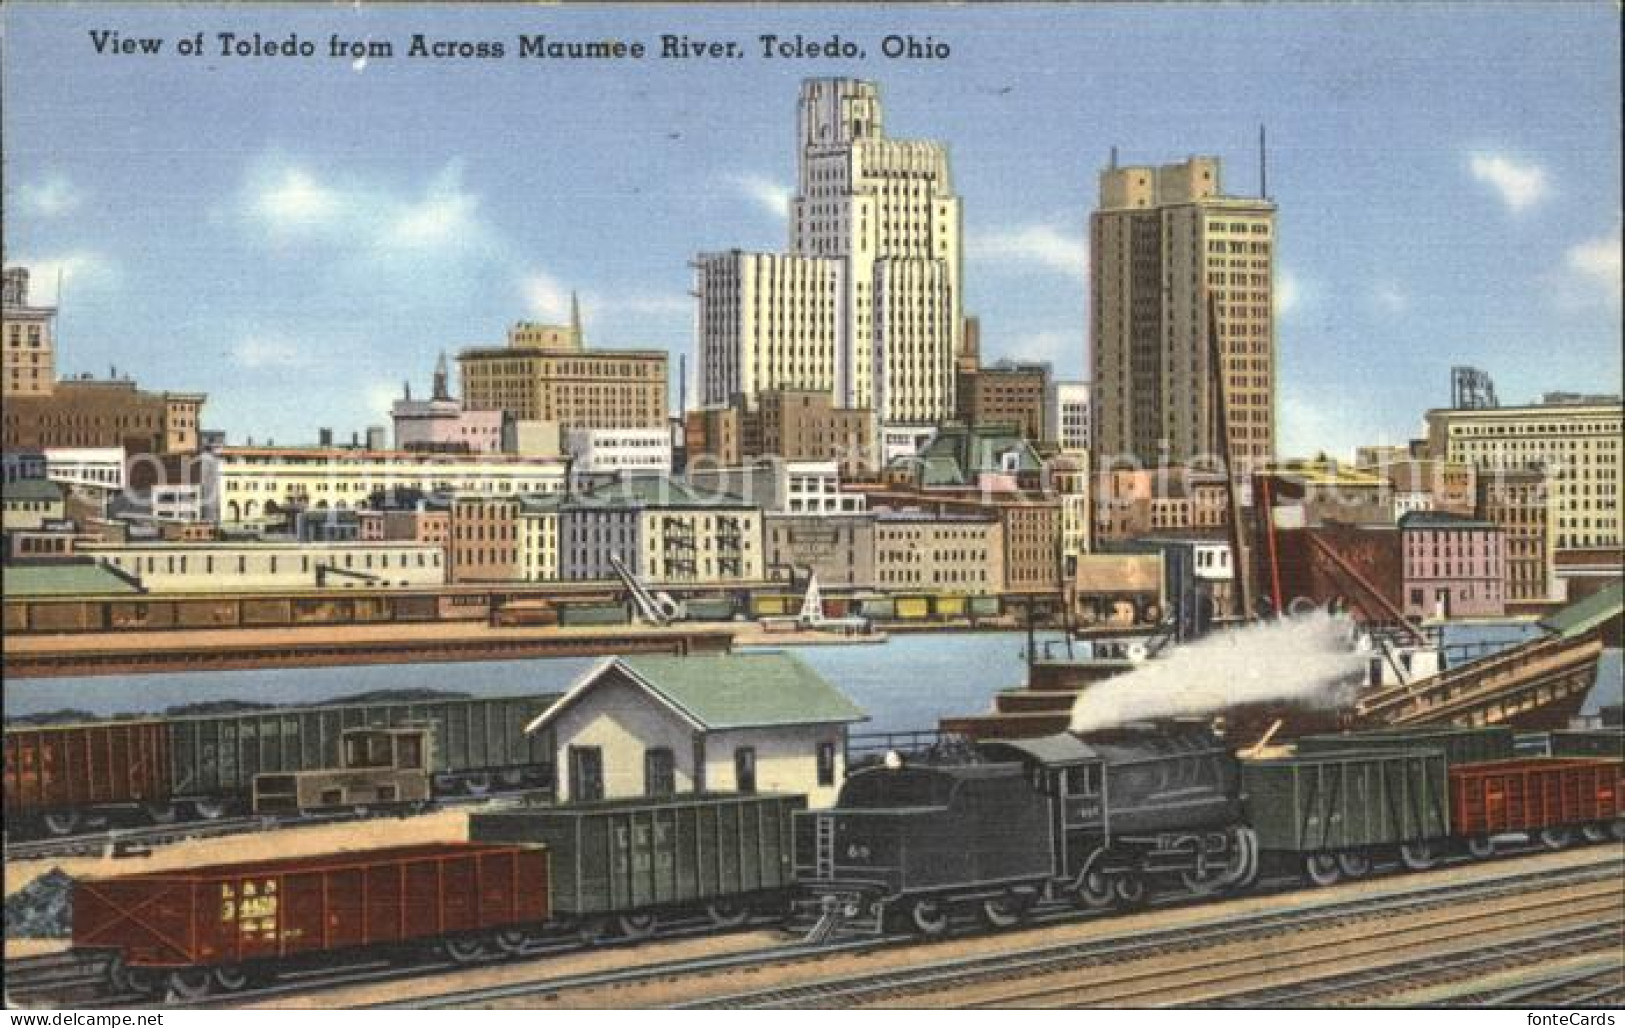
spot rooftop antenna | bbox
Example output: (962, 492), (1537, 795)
(1259, 124), (1268, 199)
(678, 353), (687, 419)
(1109, 145), (1118, 170)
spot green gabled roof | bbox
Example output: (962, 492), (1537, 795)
(2, 561), (141, 596)
(531, 651), (867, 733)
(1541, 581), (1623, 639)
(919, 454), (967, 487)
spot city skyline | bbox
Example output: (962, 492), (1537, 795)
(3, 3), (1620, 457)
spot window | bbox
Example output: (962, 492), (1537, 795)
(645, 747), (676, 797)
(817, 742), (836, 787)
(569, 746), (605, 802)
(734, 747), (757, 794)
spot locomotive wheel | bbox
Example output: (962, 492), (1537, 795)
(463, 775), (493, 797)
(494, 928), (532, 955)
(42, 811), (81, 836)
(909, 898), (950, 937)
(212, 965), (250, 992)
(979, 893), (1027, 930)
(1073, 870), (1114, 910)
(1466, 835), (1496, 860)
(444, 936), (488, 964)
(706, 900), (752, 929)
(166, 969), (213, 1001)
(1111, 874), (1149, 909)
(1399, 840), (1439, 872)
(1336, 850), (1372, 878)
(193, 800), (229, 821)
(617, 912), (658, 940)
(1539, 827), (1574, 851)
(1304, 853), (1343, 887)
(108, 956), (160, 997)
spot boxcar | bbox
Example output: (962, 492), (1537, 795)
(3, 721), (172, 831)
(683, 597), (737, 621)
(470, 792), (803, 937)
(72, 842), (548, 998)
(1241, 748), (1450, 884)
(1545, 729), (1625, 760)
(1449, 757), (1624, 848)
(555, 602), (631, 627)
(1295, 725), (1515, 767)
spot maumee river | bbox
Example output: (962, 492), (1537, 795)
(5, 625), (1621, 735)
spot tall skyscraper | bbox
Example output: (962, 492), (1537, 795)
(697, 78), (962, 432)
(3, 266), (57, 398)
(1090, 156), (1276, 469)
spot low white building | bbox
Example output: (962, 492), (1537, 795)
(529, 652), (867, 808)
(2, 446), (125, 494)
(881, 424), (937, 466)
(80, 540), (446, 592)
(1049, 380), (1091, 453)
(686, 459), (866, 516)
(566, 427), (672, 482)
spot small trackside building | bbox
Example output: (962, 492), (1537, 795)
(527, 651), (867, 808)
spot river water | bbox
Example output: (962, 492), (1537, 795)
(5, 624), (1620, 735)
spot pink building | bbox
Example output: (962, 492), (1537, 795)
(391, 354), (504, 454)
(1399, 510), (1505, 619)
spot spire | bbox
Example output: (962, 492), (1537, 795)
(432, 352), (450, 401)
(570, 291), (582, 341)
(403, 379), (412, 401)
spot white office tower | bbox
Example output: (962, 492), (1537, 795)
(697, 79), (962, 429)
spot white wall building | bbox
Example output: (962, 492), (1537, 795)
(565, 427), (673, 481)
(2, 446), (125, 494)
(530, 653), (867, 808)
(686, 459), (867, 516)
(697, 78), (962, 428)
(880, 424), (938, 466)
(81, 540), (446, 592)
(1050, 380), (1092, 453)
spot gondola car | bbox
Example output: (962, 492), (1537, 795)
(4, 692), (559, 837)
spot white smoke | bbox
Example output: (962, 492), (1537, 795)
(1069, 612), (1367, 733)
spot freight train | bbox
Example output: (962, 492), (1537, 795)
(795, 723), (1624, 933)
(58, 724), (1622, 1001)
(3, 693), (560, 838)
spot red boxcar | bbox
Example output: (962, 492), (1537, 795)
(1449, 758), (1623, 836)
(73, 843), (549, 980)
(3, 721), (171, 818)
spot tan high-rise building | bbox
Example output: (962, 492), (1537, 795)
(1091, 157), (1276, 467)
(458, 306), (668, 435)
(3, 267), (57, 398)
(698, 78), (962, 429)
(1426, 396), (1623, 551)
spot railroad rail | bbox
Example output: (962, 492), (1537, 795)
(678, 857), (1624, 1010)
(1435, 961), (1625, 1007)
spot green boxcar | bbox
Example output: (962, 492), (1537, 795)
(469, 792), (804, 916)
(1295, 725), (1514, 767)
(683, 598), (738, 621)
(167, 694), (558, 799)
(1242, 749), (1450, 853)
(857, 597), (895, 620)
(968, 595), (1002, 618)
(1546, 729), (1625, 759)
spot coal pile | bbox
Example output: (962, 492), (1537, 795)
(5, 868), (75, 938)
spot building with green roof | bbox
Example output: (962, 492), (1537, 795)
(528, 651), (867, 807)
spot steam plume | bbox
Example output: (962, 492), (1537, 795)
(1069, 612), (1365, 733)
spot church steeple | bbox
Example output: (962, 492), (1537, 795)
(432, 352), (451, 401)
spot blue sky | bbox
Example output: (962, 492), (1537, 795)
(4, 3), (1620, 457)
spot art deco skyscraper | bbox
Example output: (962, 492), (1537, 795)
(697, 78), (962, 429)
(1090, 156), (1276, 469)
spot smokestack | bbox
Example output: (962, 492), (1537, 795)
(1259, 124), (1268, 200)
(319, 427), (333, 447)
(678, 354), (687, 419)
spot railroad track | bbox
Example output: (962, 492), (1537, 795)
(4, 951), (113, 1006)
(1438, 962), (1625, 1007)
(4, 790), (550, 863)
(679, 857), (1624, 1010)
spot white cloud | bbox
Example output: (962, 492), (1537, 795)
(378, 166), (482, 251)
(1468, 152), (1549, 213)
(968, 223), (1087, 279)
(11, 252), (120, 302)
(363, 382), (401, 423)
(1005, 329), (1076, 368)
(1275, 268), (1308, 318)
(728, 173), (791, 220)
(1279, 394), (1361, 463)
(521, 270), (574, 322)
(1372, 280), (1410, 314)
(248, 166), (342, 233)
(232, 336), (311, 370)
(1561, 231), (1622, 307)
(16, 174), (83, 217)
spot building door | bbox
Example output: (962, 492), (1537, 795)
(734, 747), (757, 794)
(645, 747), (676, 797)
(569, 746), (604, 802)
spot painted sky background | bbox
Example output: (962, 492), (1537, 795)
(3, 3), (1620, 458)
